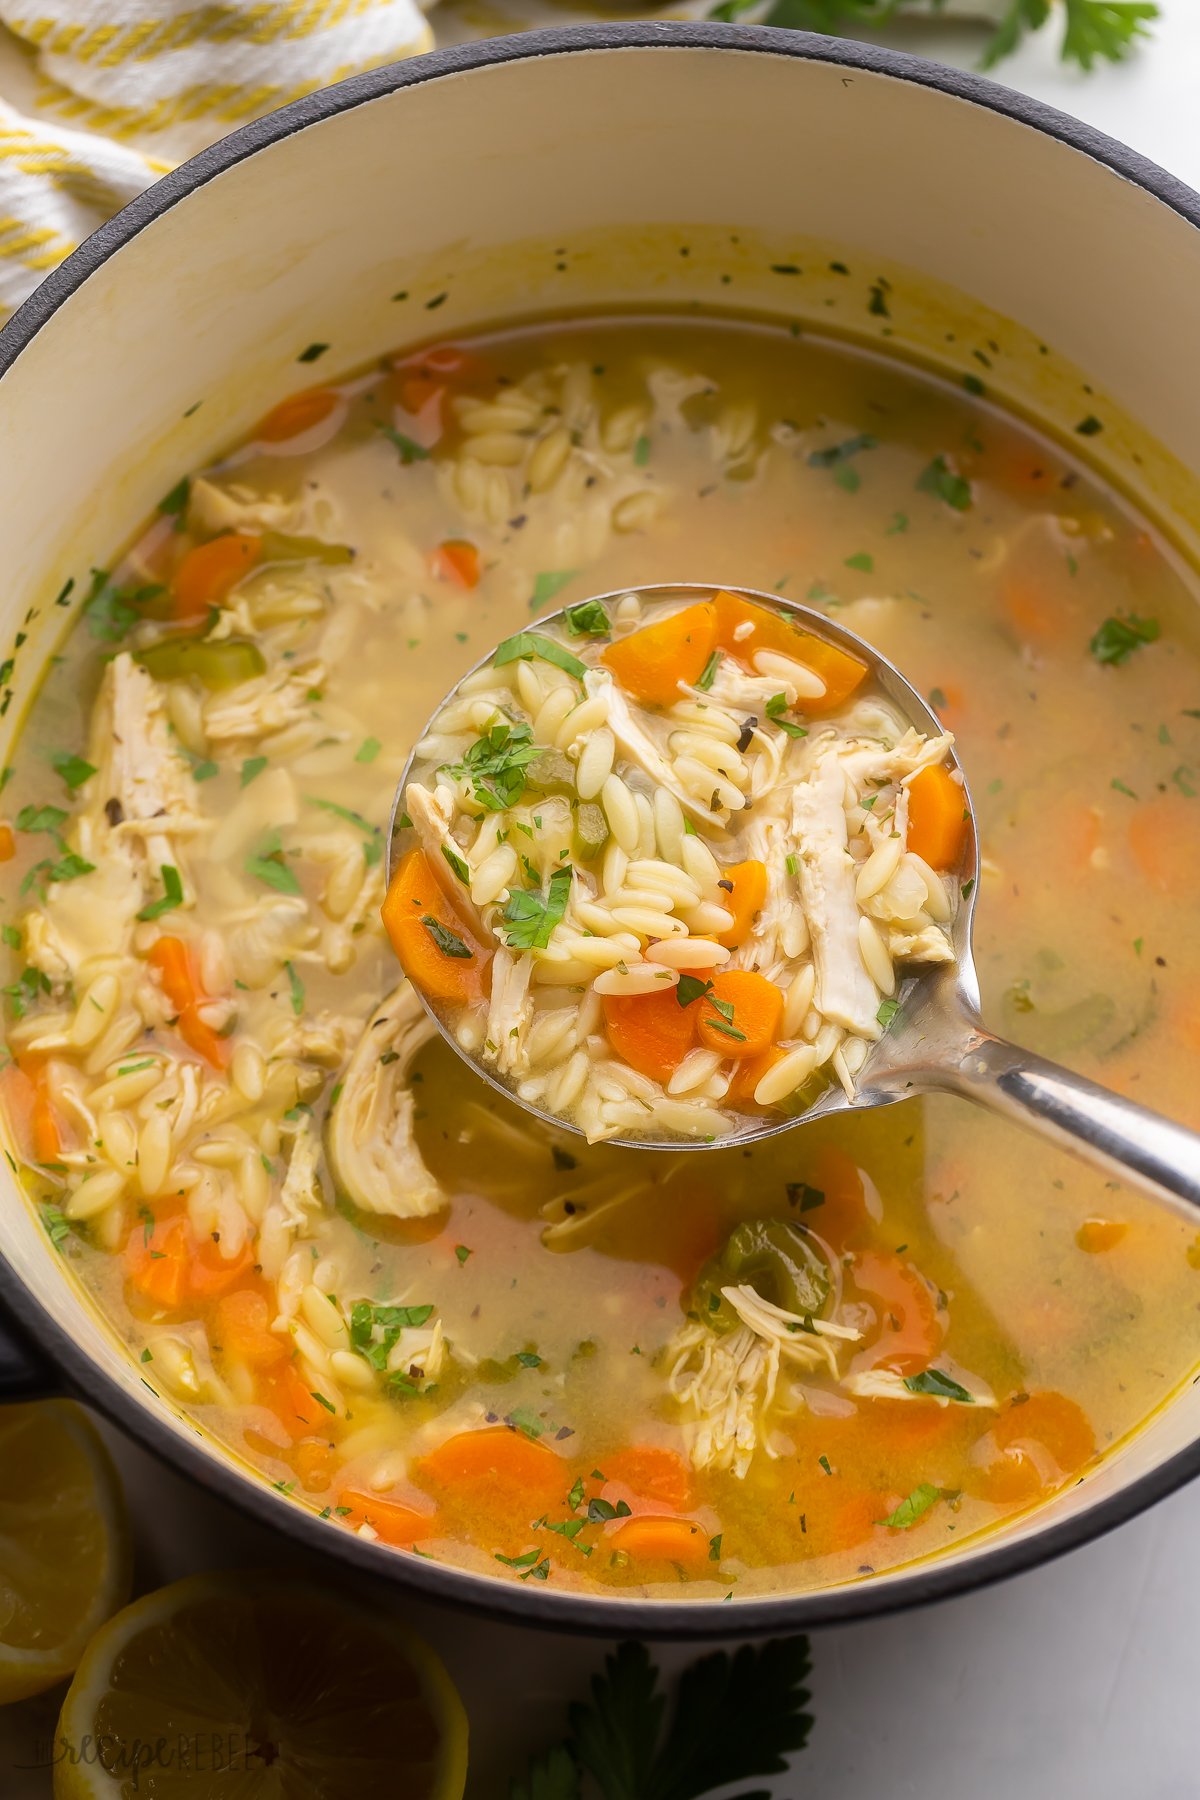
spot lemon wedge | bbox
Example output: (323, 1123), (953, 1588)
(53, 1571), (469, 1799)
(0, 1401), (132, 1704)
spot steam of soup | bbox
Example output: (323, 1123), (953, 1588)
(1, 315), (1197, 1598)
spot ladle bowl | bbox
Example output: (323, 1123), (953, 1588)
(388, 583), (1200, 1218)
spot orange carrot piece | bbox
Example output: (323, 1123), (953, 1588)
(125, 1215), (191, 1311)
(256, 388), (339, 444)
(189, 1234), (256, 1300)
(727, 1045), (786, 1107)
(610, 1515), (709, 1568)
(30, 1073), (61, 1165)
(804, 1145), (871, 1246)
(262, 1363), (323, 1441)
(293, 1440), (337, 1492)
(1129, 793), (1196, 898)
(214, 1289), (288, 1368)
(712, 589), (866, 713)
(381, 848), (489, 1004)
(851, 1252), (940, 1375)
(602, 986), (698, 1084)
(1075, 1217), (1128, 1254)
(0, 1062), (60, 1164)
(714, 859), (768, 950)
(826, 1491), (892, 1555)
(336, 1488), (438, 1546)
(147, 936), (231, 1069)
(599, 1446), (695, 1514)
(0, 823), (14, 862)
(973, 1391), (1095, 1505)
(172, 533), (261, 621)
(906, 764), (968, 871)
(601, 602), (717, 708)
(695, 969), (783, 1060)
(416, 1427), (565, 1509)
(431, 539), (481, 588)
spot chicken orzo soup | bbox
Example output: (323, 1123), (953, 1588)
(2, 315), (1199, 1598)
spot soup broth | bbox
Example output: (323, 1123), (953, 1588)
(3, 315), (1198, 1599)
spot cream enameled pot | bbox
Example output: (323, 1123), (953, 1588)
(1, 24), (1199, 1636)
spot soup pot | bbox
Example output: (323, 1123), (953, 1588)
(1, 22), (1198, 1638)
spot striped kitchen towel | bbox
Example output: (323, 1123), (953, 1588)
(0, 0), (435, 316)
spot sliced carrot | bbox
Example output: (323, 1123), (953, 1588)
(972, 1391), (1095, 1505)
(148, 936), (231, 1070)
(431, 539), (481, 588)
(125, 1215), (190, 1311)
(696, 969), (783, 1060)
(189, 1234), (256, 1300)
(714, 859), (768, 950)
(336, 1488), (438, 1546)
(712, 589), (866, 713)
(416, 1426), (565, 1511)
(1129, 793), (1196, 899)
(799, 1145), (872, 1247)
(0, 823), (14, 861)
(727, 1045), (786, 1107)
(610, 1515), (709, 1568)
(171, 533), (261, 621)
(381, 848), (489, 1004)
(293, 1439), (337, 1492)
(602, 986), (698, 1083)
(261, 1362), (322, 1441)
(825, 1491), (893, 1556)
(256, 388), (340, 444)
(1075, 1217), (1128, 1254)
(0, 1062), (60, 1165)
(214, 1289), (288, 1368)
(31, 1074), (61, 1165)
(598, 1446), (695, 1514)
(906, 764), (968, 871)
(851, 1252), (940, 1375)
(601, 602), (717, 708)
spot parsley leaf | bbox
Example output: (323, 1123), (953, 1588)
(422, 916), (472, 959)
(676, 974), (713, 1009)
(494, 632), (587, 681)
(1089, 613), (1160, 665)
(240, 755), (268, 788)
(355, 737), (382, 764)
(502, 866), (573, 951)
(916, 455), (972, 511)
(245, 834), (301, 895)
(530, 570), (579, 612)
(764, 692), (808, 739)
(563, 600), (611, 637)
(807, 433), (876, 469)
(379, 424), (430, 463)
(695, 650), (722, 692)
(879, 1482), (944, 1529)
(904, 1367), (975, 1403)
(49, 751), (96, 792)
(447, 722), (541, 813)
(285, 960), (305, 1017)
(136, 864), (184, 921)
(16, 804), (68, 835)
(442, 844), (471, 884)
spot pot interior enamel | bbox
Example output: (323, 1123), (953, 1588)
(1, 26), (1199, 1633)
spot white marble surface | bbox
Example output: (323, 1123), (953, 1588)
(2, 10), (1199, 1798)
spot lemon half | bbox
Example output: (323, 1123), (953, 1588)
(0, 1401), (132, 1704)
(53, 1571), (469, 1799)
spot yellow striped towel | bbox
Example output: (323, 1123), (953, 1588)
(0, 0), (434, 317)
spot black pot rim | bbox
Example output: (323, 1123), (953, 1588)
(2, 21), (1199, 1639)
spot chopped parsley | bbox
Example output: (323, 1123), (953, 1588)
(422, 916), (472, 959)
(844, 551), (874, 573)
(563, 599), (611, 637)
(586, 1496), (633, 1523)
(765, 692), (808, 739)
(355, 736), (382, 764)
(245, 834), (301, 895)
(454, 1244), (472, 1264)
(807, 433), (876, 470)
(137, 863), (184, 922)
(49, 751), (96, 791)
(285, 961), (305, 1017)
(442, 844), (471, 884)
(916, 455), (972, 511)
(378, 425), (430, 463)
(877, 997), (902, 1028)
(696, 650), (722, 692)
(880, 1483), (945, 1529)
(1089, 613), (1160, 665)
(494, 631), (587, 681)
(240, 755), (268, 788)
(157, 476), (190, 516)
(904, 1368), (975, 1403)
(41, 1203), (71, 1252)
(530, 569), (579, 612)
(508, 1407), (545, 1441)
(447, 721), (541, 812)
(501, 865), (573, 951)
(785, 1182), (825, 1212)
(349, 1300), (435, 1376)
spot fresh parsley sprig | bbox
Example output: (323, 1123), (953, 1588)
(708, 0), (1158, 73)
(510, 1637), (813, 1800)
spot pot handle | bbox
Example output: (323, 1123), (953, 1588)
(0, 1294), (60, 1399)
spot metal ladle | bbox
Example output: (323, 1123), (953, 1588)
(387, 583), (1200, 1217)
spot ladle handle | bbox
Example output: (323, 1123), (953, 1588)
(917, 1015), (1200, 1217)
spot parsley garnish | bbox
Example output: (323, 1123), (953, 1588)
(240, 755), (268, 788)
(696, 649), (722, 692)
(530, 570), (579, 612)
(494, 631), (587, 681)
(455, 1244), (472, 1264)
(16, 804), (68, 835)
(904, 1368), (975, 1403)
(447, 721), (541, 812)
(137, 864), (184, 921)
(41, 1203), (71, 1252)
(586, 1496), (633, 1523)
(844, 551), (874, 573)
(157, 476), (190, 516)
(81, 568), (163, 642)
(349, 1300), (436, 1376)
(563, 599), (611, 637)
(501, 865), (573, 951)
(355, 736), (382, 764)
(879, 1483), (945, 1529)
(807, 433), (876, 470)
(285, 960), (305, 1017)
(49, 751), (96, 791)
(785, 1181), (824, 1212)
(442, 844), (471, 884)
(379, 424), (430, 464)
(422, 916), (472, 959)
(1089, 613), (1160, 665)
(877, 997), (902, 1028)
(764, 692), (807, 739)
(916, 455), (972, 511)
(508, 1407), (545, 1441)
(245, 834), (301, 895)
(508, 1637), (813, 1800)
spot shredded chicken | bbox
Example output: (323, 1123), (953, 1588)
(204, 662), (325, 743)
(791, 749), (881, 1038)
(586, 670), (725, 827)
(483, 947), (533, 1077)
(404, 782), (487, 935)
(844, 1366), (997, 1408)
(325, 981), (446, 1218)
